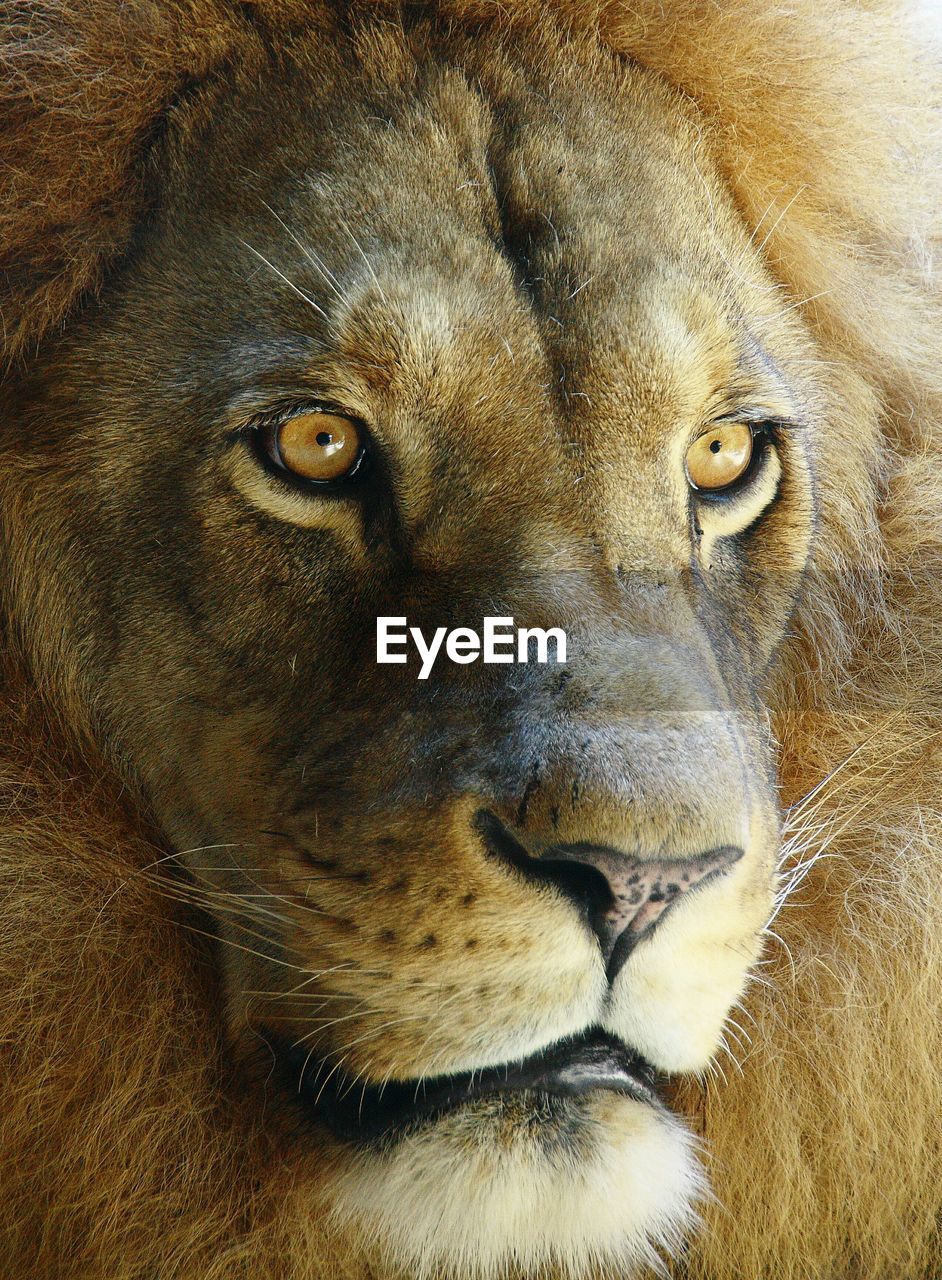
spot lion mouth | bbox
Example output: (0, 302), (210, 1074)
(263, 1027), (664, 1143)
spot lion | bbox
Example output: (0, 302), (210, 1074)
(1, 1), (940, 1277)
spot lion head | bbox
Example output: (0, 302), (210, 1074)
(1, 3), (940, 1279)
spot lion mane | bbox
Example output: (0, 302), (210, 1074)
(1, 2), (941, 1278)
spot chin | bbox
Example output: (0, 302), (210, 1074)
(264, 1028), (705, 1280)
(325, 1091), (702, 1280)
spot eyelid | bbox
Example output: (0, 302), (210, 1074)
(705, 412), (797, 435)
(231, 398), (358, 435)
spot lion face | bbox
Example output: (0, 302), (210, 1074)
(2, 19), (823, 1279)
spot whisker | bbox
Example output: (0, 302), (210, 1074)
(336, 215), (389, 307)
(302, 1015), (426, 1108)
(168, 917), (311, 973)
(259, 199), (347, 301)
(777, 288), (833, 317)
(753, 184), (807, 255)
(239, 239), (330, 320)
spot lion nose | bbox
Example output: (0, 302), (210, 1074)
(475, 810), (743, 982)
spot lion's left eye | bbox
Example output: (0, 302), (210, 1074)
(259, 410), (367, 484)
(685, 421), (755, 493)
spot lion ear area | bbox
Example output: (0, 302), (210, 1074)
(0, 0), (258, 368)
(1, 0), (938, 409)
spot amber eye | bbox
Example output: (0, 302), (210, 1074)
(685, 421), (755, 493)
(264, 410), (365, 484)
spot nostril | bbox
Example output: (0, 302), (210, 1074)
(475, 807), (614, 921)
(474, 808), (743, 982)
(532, 857), (615, 920)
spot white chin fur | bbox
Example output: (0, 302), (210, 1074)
(326, 1092), (704, 1280)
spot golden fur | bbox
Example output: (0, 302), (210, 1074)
(1, 1), (941, 1278)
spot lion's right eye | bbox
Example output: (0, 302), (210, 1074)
(258, 410), (367, 486)
(685, 421), (755, 493)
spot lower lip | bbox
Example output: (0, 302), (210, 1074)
(263, 1028), (662, 1144)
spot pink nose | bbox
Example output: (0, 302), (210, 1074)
(544, 842), (743, 980)
(475, 810), (742, 981)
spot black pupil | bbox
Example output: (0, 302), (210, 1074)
(316, 431), (333, 447)
(710, 439), (722, 454)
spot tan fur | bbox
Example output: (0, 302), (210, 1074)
(1, 2), (941, 1278)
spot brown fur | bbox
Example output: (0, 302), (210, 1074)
(1, 2), (941, 1278)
